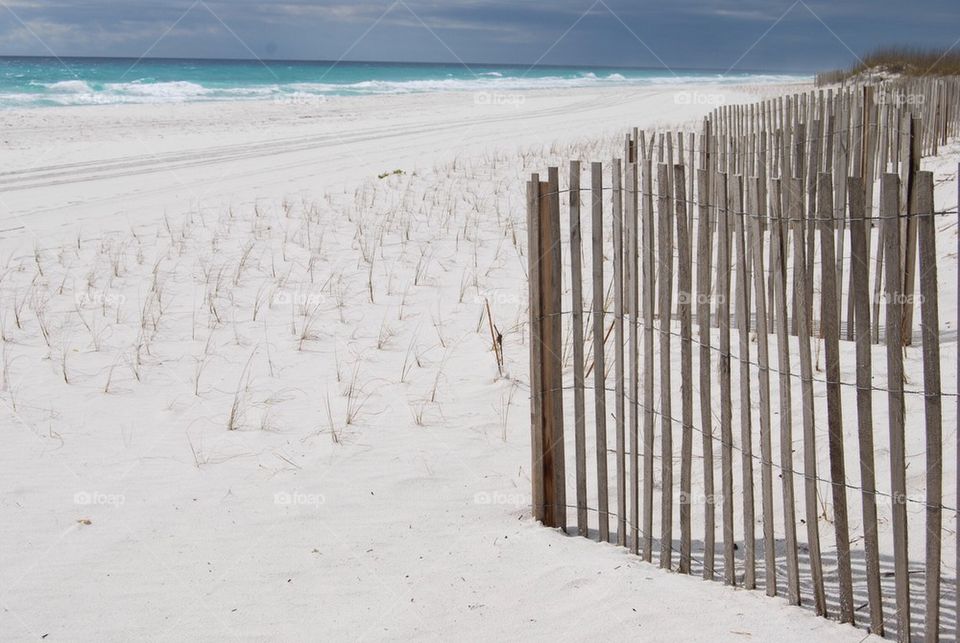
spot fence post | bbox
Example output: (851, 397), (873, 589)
(526, 176), (545, 523)
(540, 170), (566, 530)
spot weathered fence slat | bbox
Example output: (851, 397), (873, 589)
(792, 174), (827, 615)
(805, 119), (821, 334)
(569, 161), (588, 536)
(716, 172), (736, 586)
(790, 123), (805, 337)
(771, 179), (800, 605)
(817, 172), (854, 623)
(749, 176), (776, 597)
(591, 163), (609, 542)
(628, 160), (641, 556)
(675, 164), (693, 574)
(642, 159), (656, 561)
(916, 171), (942, 642)
(848, 176), (884, 636)
(658, 163), (674, 570)
(613, 159), (626, 547)
(526, 176), (544, 523)
(882, 172), (911, 641)
(733, 174), (756, 589)
(696, 168), (716, 581)
(543, 169), (566, 530)
(901, 117), (921, 346)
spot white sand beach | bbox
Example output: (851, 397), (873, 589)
(0, 84), (798, 236)
(5, 76), (954, 642)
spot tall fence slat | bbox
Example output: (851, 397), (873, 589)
(657, 163), (675, 569)
(717, 172), (736, 586)
(675, 164), (693, 574)
(733, 174), (757, 589)
(628, 160), (641, 556)
(749, 176), (777, 597)
(642, 158), (656, 561)
(591, 163), (609, 542)
(627, 155), (640, 554)
(882, 172), (911, 641)
(613, 159), (627, 547)
(848, 176), (885, 636)
(541, 169), (566, 530)
(696, 168), (716, 581)
(569, 161), (588, 536)
(771, 179), (800, 605)
(817, 172), (854, 623)
(526, 176), (544, 523)
(792, 174), (827, 615)
(916, 171), (942, 641)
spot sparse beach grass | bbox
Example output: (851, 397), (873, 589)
(817, 45), (960, 84)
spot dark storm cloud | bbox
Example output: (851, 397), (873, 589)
(0, 0), (957, 71)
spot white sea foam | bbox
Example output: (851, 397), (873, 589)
(40, 80), (96, 93)
(104, 80), (210, 97)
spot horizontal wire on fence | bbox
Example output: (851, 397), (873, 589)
(592, 136), (952, 164)
(539, 308), (960, 399)
(533, 187), (959, 222)
(622, 128), (936, 144)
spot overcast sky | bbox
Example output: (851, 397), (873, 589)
(0, 0), (957, 72)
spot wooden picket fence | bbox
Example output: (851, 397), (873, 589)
(527, 78), (960, 641)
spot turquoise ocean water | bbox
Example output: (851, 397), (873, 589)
(0, 57), (808, 108)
